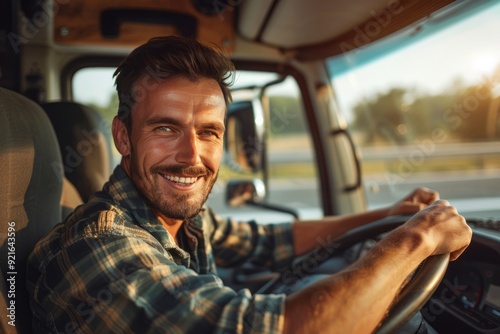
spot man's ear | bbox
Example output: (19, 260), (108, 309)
(112, 116), (131, 157)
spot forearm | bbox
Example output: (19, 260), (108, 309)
(293, 207), (391, 255)
(284, 225), (431, 333)
(292, 187), (441, 256)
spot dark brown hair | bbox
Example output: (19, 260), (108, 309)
(113, 36), (235, 131)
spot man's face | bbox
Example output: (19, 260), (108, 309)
(121, 76), (226, 221)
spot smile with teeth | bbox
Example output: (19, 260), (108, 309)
(161, 173), (198, 184)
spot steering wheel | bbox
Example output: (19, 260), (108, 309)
(258, 215), (450, 334)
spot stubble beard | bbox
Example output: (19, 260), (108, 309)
(129, 156), (218, 221)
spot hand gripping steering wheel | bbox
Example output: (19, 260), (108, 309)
(258, 215), (449, 334)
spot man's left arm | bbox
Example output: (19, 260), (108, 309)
(293, 187), (439, 255)
(206, 208), (295, 272)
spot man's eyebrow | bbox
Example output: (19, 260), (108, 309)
(203, 122), (225, 133)
(144, 116), (182, 127)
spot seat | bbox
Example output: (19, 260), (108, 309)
(0, 88), (63, 334)
(60, 177), (83, 219)
(41, 101), (114, 202)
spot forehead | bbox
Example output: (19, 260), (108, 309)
(132, 76), (226, 121)
(158, 89), (224, 107)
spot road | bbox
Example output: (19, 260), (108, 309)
(207, 141), (500, 221)
(206, 171), (500, 222)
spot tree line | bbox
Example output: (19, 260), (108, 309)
(350, 69), (500, 146)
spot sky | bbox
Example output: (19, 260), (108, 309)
(331, 2), (500, 117)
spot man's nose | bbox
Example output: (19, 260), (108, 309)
(174, 132), (200, 165)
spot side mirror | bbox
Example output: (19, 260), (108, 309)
(225, 179), (300, 219)
(224, 99), (265, 173)
(225, 179), (266, 207)
(223, 90), (299, 219)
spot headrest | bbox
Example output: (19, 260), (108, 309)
(41, 101), (113, 202)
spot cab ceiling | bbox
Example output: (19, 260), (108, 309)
(237, 0), (456, 60)
(19, 0), (456, 60)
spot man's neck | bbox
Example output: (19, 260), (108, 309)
(156, 215), (184, 245)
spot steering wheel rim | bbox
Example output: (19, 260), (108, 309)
(259, 215), (449, 334)
(377, 252), (449, 333)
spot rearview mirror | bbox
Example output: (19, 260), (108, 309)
(224, 99), (265, 173)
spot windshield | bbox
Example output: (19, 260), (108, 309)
(327, 1), (500, 218)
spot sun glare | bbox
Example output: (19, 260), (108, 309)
(472, 53), (498, 75)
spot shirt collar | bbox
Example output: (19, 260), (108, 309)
(106, 165), (180, 250)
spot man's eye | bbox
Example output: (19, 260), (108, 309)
(201, 130), (214, 136)
(157, 126), (173, 132)
(200, 130), (220, 138)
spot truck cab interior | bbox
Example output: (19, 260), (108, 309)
(1, 0), (500, 333)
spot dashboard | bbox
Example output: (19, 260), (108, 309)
(424, 224), (500, 334)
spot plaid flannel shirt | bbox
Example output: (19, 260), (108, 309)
(27, 166), (295, 334)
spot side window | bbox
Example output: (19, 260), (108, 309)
(72, 67), (120, 167)
(327, 2), (500, 217)
(265, 77), (321, 219)
(206, 71), (322, 221)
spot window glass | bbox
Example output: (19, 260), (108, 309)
(265, 77), (321, 219)
(73, 68), (119, 166)
(327, 2), (500, 218)
(206, 73), (321, 221)
(73, 68), (116, 113)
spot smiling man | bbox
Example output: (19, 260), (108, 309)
(27, 36), (472, 334)
(114, 76), (226, 236)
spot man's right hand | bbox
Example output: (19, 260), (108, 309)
(284, 198), (473, 334)
(400, 199), (472, 261)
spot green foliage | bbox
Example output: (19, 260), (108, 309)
(352, 88), (408, 144)
(351, 74), (500, 146)
(268, 95), (306, 136)
(87, 93), (119, 126)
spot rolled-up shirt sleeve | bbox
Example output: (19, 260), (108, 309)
(206, 208), (295, 273)
(31, 232), (286, 334)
